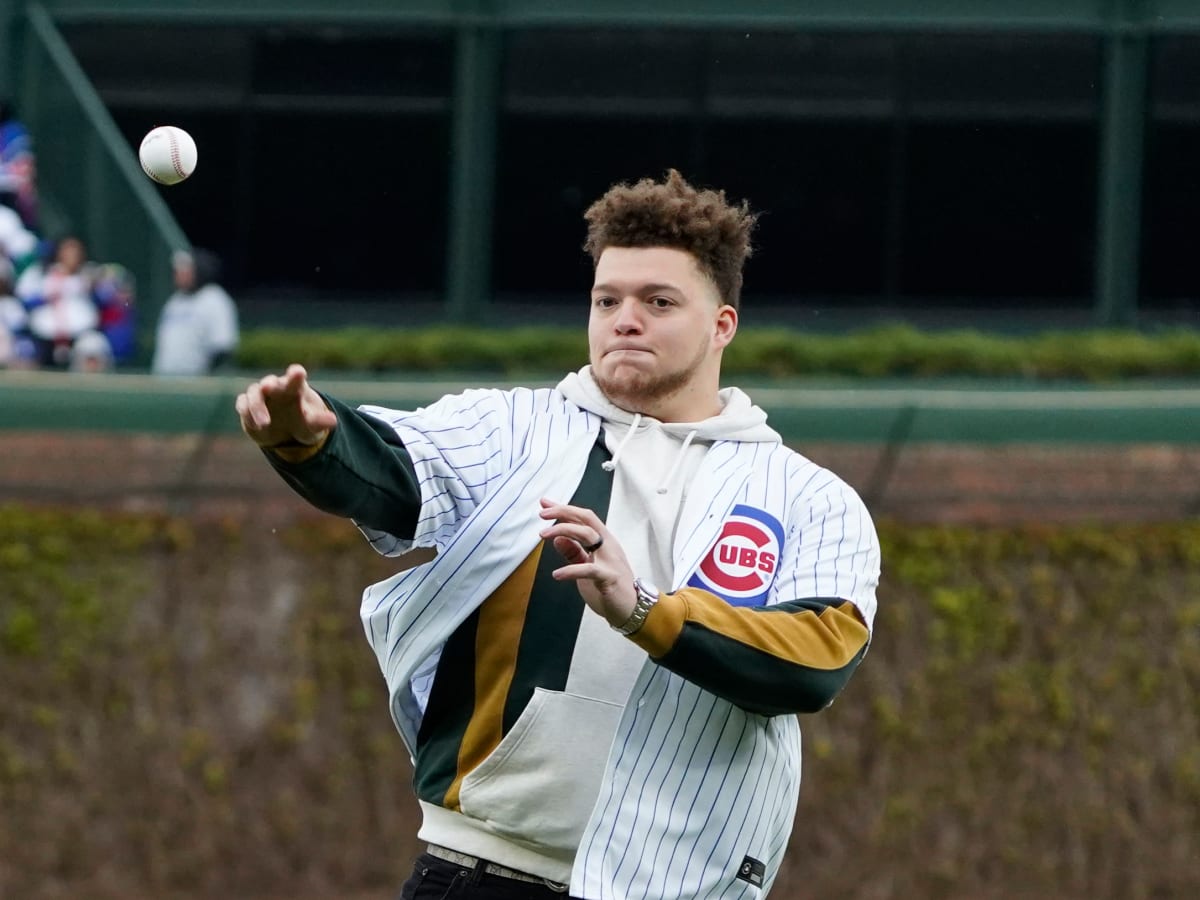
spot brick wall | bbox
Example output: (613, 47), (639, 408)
(2, 431), (1197, 524)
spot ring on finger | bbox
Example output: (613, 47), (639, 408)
(582, 537), (604, 554)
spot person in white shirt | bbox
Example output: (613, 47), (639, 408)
(151, 248), (239, 376)
(16, 235), (100, 368)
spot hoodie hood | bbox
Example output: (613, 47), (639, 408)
(556, 366), (781, 444)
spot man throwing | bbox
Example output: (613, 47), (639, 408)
(236, 170), (881, 899)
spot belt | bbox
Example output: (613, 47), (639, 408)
(426, 844), (569, 893)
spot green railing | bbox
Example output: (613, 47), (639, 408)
(17, 2), (189, 363)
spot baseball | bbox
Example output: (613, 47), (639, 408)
(139, 125), (197, 185)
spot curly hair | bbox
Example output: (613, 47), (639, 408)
(582, 169), (757, 310)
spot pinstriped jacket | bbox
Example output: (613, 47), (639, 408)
(276, 382), (880, 898)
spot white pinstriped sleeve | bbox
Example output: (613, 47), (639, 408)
(353, 388), (529, 557)
(780, 456), (881, 629)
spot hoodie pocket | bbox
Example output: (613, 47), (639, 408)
(458, 687), (623, 857)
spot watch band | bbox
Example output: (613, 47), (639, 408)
(614, 578), (660, 636)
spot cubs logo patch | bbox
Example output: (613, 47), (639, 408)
(687, 504), (785, 607)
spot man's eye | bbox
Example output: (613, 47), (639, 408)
(594, 296), (617, 308)
(650, 297), (672, 308)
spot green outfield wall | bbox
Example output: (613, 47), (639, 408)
(2, 372), (1199, 445)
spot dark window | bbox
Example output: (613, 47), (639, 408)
(504, 29), (702, 117)
(1142, 123), (1200, 309)
(707, 32), (898, 119)
(66, 24), (1108, 323)
(253, 29), (453, 106)
(703, 119), (891, 300)
(905, 33), (1100, 120)
(1143, 36), (1200, 312)
(243, 111), (449, 294)
(62, 24), (252, 108)
(901, 122), (1097, 302)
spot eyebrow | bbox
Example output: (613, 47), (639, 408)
(591, 282), (683, 295)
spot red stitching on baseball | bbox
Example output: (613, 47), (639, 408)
(168, 131), (185, 179)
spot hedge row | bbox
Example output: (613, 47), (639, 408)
(235, 324), (1200, 380)
(1, 506), (1197, 899)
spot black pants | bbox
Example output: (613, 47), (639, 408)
(399, 852), (580, 900)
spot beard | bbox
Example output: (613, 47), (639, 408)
(592, 333), (711, 416)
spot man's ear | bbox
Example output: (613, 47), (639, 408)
(713, 304), (738, 349)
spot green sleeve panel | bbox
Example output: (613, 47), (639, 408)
(262, 393), (422, 539)
(630, 589), (871, 717)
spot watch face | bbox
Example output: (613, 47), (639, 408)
(636, 579), (660, 600)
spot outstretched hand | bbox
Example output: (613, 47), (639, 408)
(235, 363), (338, 449)
(538, 498), (637, 627)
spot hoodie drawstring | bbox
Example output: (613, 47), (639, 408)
(601, 414), (642, 472)
(656, 429), (697, 495)
(602, 416), (698, 495)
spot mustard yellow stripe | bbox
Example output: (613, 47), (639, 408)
(268, 428), (330, 462)
(628, 590), (688, 658)
(678, 588), (869, 670)
(443, 545), (541, 811)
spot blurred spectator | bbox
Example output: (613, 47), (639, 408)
(92, 263), (137, 364)
(0, 99), (38, 231)
(16, 234), (100, 368)
(151, 248), (239, 375)
(68, 329), (114, 373)
(0, 256), (36, 368)
(0, 203), (38, 272)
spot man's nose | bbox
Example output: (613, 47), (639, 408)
(613, 298), (643, 333)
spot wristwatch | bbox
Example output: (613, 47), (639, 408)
(613, 578), (660, 636)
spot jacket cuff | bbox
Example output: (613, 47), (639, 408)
(265, 429), (330, 463)
(627, 589), (687, 658)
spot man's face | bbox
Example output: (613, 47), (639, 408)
(588, 246), (736, 421)
(173, 260), (196, 291)
(57, 239), (85, 273)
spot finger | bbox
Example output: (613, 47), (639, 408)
(539, 522), (602, 547)
(552, 535), (589, 565)
(243, 382), (271, 428)
(257, 373), (286, 398)
(283, 364), (309, 394)
(234, 393), (255, 430)
(538, 500), (606, 531)
(550, 559), (607, 582)
(234, 393), (250, 431)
